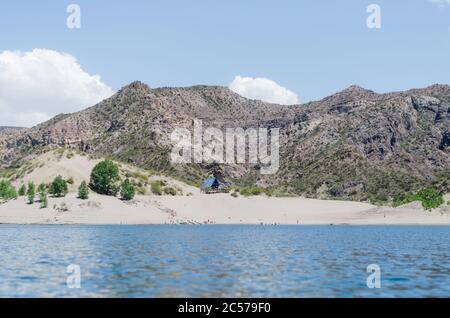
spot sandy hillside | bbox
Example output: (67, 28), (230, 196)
(1, 150), (449, 225)
(9, 149), (197, 195)
(11, 151), (99, 190)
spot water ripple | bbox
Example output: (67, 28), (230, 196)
(0, 225), (449, 297)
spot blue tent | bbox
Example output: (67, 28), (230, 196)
(201, 177), (219, 190)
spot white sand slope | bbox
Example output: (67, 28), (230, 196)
(156, 194), (450, 225)
(0, 192), (449, 225)
(0, 193), (169, 225)
(12, 151), (99, 191)
(1, 150), (449, 225)
(10, 150), (197, 194)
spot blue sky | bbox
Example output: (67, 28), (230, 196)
(1, 0), (450, 126)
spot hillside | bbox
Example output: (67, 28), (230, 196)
(0, 81), (449, 203)
(0, 127), (25, 135)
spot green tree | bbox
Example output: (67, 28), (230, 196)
(50, 176), (68, 197)
(90, 160), (120, 196)
(37, 183), (47, 193)
(0, 180), (9, 199)
(18, 184), (26, 196)
(394, 187), (445, 210)
(120, 179), (135, 201)
(39, 189), (48, 209)
(0, 179), (18, 200)
(27, 181), (35, 204)
(416, 187), (444, 210)
(78, 181), (89, 200)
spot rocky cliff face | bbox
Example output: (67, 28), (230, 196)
(0, 81), (449, 202)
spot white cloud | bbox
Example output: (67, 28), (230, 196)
(229, 76), (299, 105)
(0, 49), (114, 127)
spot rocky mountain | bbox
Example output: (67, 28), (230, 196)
(0, 127), (25, 134)
(0, 81), (449, 202)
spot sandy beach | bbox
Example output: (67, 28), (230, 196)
(1, 152), (449, 225)
(1, 191), (449, 225)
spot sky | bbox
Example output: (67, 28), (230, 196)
(1, 0), (450, 126)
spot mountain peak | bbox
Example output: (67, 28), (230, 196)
(321, 85), (377, 104)
(119, 81), (152, 94)
(342, 85), (375, 94)
(407, 84), (450, 97)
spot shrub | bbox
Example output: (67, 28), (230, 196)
(131, 171), (149, 182)
(163, 187), (177, 196)
(78, 181), (89, 200)
(37, 183), (47, 193)
(90, 160), (120, 196)
(393, 193), (411, 207)
(394, 187), (444, 210)
(120, 179), (135, 201)
(370, 193), (389, 206)
(18, 184), (26, 196)
(202, 186), (211, 193)
(250, 188), (263, 195)
(150, 181), (162, 196)
(67, 177), (75, 185)
(416, 187), (444, 210)
(54, 202), (69, 212)
(239, 188), (252, 197)
(0, 179), (17, 200)
(40, 190), (48, 209)
(239, 187), (271, 197)
(136, 187), (146, 195)
(231, 192), (238, 198)
(27, 181), (35, 204)
(50, 176), (68, 197)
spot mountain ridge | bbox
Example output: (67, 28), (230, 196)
(1, 81), (449, 203)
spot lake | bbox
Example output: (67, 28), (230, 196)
(0, 225), (449, 297)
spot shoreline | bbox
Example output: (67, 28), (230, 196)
(2, 223), (450, 226)
(1, 192), (449, 226)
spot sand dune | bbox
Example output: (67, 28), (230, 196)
(1, 151), (449, 225)
(1, 192), (449, 225)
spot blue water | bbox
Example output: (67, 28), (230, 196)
(0, 225), (449, 297)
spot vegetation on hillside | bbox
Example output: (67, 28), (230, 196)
(50, 176), (68, 197)
(78, 181), (89, 200)
(163, 187), (177, 196)
(0, 179), (17, 201)
(120, 179), (135, 201)
(149, 180), (179, 196)
(90, 160), (120, 196)
(150, 181), (163, 196)
(238, 187), (273, 197)
(38, 183), (47, 194)
(39, 187), (48, 209)
(18, 184), (26, 196)
(393, 187), (445, 210)
(27, 182), (35, 204)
